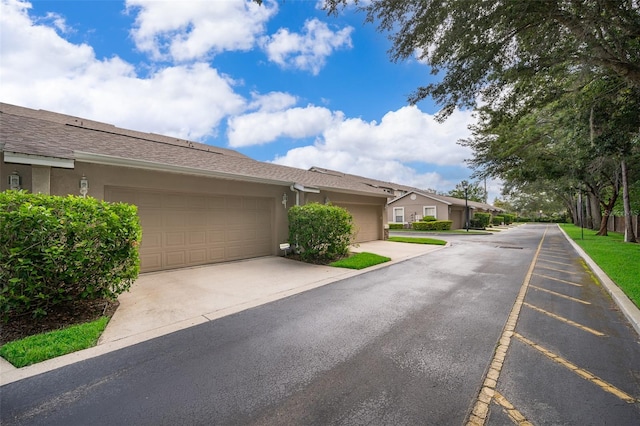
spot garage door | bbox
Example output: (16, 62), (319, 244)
(106, 187), (273, 272)
(336, 203), (381, 243)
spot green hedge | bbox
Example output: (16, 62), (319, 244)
(288, 203), (354, 262)
(502, 214), (515, 225)
(473, 212), (491, 228)
(0, 191), (141, 320)
(421, 216), (437, 222)
(389, 223), (404, 230)
(412, 220), (453, 231)
(492, 215), (505, 226)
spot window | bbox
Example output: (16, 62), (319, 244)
(423, 206), (436, 218)
(393, 207), (405, 223)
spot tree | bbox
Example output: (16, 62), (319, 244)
(324, 0), (640, 119)
(447, 180), (486, 203)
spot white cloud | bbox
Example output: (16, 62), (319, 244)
(321, 106), (474, 165)
(227, 105), (338, 147)
(0, 0), (246, 140)
(261, 18), (353, 75)
(126, 0), (277, 62)
(270, 105), (477, 192)
(274, 145), (451, 190)
(247, 91), (298, 113)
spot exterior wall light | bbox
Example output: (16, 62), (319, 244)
(282, 193), (288, 208)
(9, 171), (21, 190)
(79, 175), (89, 197)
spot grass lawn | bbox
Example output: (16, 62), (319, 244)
(391, 228), (490, 235)
(559, 223), (640, 308)
(330, 252), (390, 270)
(388, 236), (447, 245)
(0, 316), (110, 368)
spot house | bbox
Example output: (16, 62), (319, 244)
(0, 103), (390, 273)
(305, 167), (504, 229)
(387, 190), (503, 229)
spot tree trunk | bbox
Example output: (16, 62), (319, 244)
(621, 158), (637, 243)
(589, 193), (602, 231)
(596, 194), (618, 236)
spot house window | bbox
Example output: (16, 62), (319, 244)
(423, 206), (436, 218)
(393, 207), (405, 223)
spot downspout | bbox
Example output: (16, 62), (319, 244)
(290, 184), (300, 206)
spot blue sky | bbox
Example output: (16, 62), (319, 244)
(0, 0), (502, 201)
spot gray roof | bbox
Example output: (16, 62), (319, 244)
(308, 166), (502, 212)
(388, 190), (504, 212)
(0, 103), (389, 198)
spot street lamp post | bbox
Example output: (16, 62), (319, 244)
(463, 183), (469, 232)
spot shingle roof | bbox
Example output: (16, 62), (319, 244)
(308, 166), (502, 212)
(388, 190), (503, 212)
(0, 103), (389, 198)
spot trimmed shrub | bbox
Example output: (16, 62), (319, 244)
(389, 223), (404, 230)
(473, 212), (492, 228)
(0, 191), (141, 320)
(412, 220), (453, 231)
(288, 203), (355, 262)
(492, 215), (505, 226)
(421, 216), (437, 222)
(502, 214), (515, 225)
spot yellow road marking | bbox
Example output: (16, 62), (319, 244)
(540, 248), (567, 254)
(537, 258), (574, 267)
(535, 265), (580, 275)
(538, 253), (571, 260)
(533, 273), (583, 287)
(514, 333), (637, 403)
(523, 302), (605, 336)
(493, 391), (534, 425)
(466, 227), (548, 426)
(529, 285), (591, 305)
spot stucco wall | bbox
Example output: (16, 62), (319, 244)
(2, 158), (387, 253)
(387, 195), (451, 223)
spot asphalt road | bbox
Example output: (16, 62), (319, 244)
(1, 224), (639, 425)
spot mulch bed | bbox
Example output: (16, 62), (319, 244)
(0, 299), (119, 346)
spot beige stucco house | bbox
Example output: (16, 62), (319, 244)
(1, 103), (389, 272)
(303, 167), (503, 230)
(388, 191), (504, 229)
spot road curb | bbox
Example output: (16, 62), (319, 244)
(558, 225), (640, 337)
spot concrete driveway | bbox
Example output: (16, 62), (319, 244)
(99, 240), (445, 345)
(1, 240), (444, 385)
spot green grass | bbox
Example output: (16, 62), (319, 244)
(330, 252), (391, 269)
(559, 224), (640, 308)
(0, 316), (110, 368)
(388, 236), (447, 245)
(391, 228), (490, 234)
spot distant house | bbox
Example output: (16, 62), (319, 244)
(305, 166), (504, 230)
(387, 190), (503, 229)
(1, 103), (389, 272)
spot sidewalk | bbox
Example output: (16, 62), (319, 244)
(1, 240), (443, 385)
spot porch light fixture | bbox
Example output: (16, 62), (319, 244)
(79, 175), (89, 197)
(282, 193), (288, 208)
(9, 171), (21, 190)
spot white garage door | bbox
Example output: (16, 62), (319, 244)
(336, 203), (381, 243)
(106, 187), (273, 272)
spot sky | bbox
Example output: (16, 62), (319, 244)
(0, 0), (502, 201)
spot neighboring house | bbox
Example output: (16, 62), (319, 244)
(305, 167), (504, 230)
(387, 191), (504, 229)
(0, 103), (389, 272)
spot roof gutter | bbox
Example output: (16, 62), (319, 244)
(73, 151), (294, 187)
(3, 151), (75, 169)
(289, 183), (320, 206)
